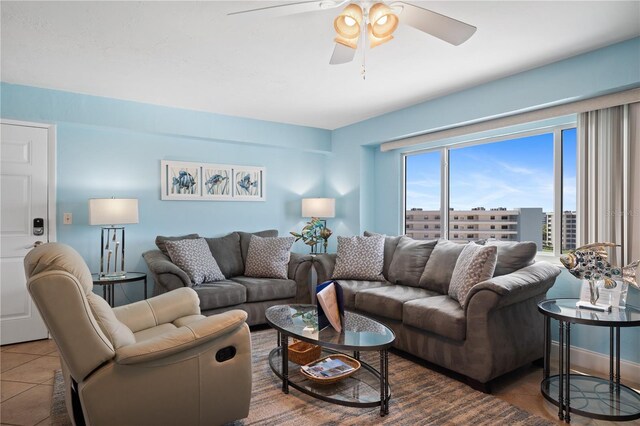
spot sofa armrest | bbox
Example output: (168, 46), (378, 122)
(113, 287), (201, 333)
(467, 261), (561, 312)
(289, 253), (313, 303)
(312, 253), (337, 284)
(143, 250), (191, 293)
(115, 310), (248, 364)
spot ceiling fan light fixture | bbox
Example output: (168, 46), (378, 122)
(334, 3), (363, 40)
(368, 23), (394, 48)
(369, 2), (398, 38)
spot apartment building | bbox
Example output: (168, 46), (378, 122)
(406, 207), (544, 248)
(543, 211), (577, 251)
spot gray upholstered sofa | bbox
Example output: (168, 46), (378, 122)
(143, 230), (313, 325)
(313, 235), (561, 391)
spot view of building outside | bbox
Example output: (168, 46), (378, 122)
(405, 128), (577, 251)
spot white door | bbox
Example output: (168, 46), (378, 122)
(1, 123), (50, 344)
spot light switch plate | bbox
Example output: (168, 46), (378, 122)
(63, 213), (72, 224)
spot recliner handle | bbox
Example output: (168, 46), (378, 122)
(216, 346), (237, 362)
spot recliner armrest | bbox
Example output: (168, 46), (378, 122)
(143, 250), (191, 292)
(466, 261), (561, 311)
(113, 287), (201, 333)
(115, 310), (248, 364)
(312, 253), (337, 284)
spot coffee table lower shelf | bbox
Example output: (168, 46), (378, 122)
(268, 346), (391, 412)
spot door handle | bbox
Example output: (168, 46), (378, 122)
(32, 241), (43, 248)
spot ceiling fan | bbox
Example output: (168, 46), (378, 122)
(228, 1), (477, 67)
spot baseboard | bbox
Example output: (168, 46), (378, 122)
(551, 340), (640, 385)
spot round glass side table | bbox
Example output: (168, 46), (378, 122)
(538, 298), (640, 423)
(91, 272), (147, 307)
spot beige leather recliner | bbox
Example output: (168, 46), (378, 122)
(24, 243), (252, 426)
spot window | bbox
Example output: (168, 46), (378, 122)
(404, 125), (576, 255)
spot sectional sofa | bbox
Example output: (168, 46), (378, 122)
(313, 235), (561, 391)
(143, 230), (313, 325)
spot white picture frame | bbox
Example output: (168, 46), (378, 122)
(161, 161), (265, 201)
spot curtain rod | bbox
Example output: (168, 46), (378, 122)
(380, 87), (640, 152)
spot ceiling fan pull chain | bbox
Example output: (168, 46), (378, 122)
(361, 21), (367, 81)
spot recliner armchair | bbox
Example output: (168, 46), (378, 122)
(24, 243), (252, 426)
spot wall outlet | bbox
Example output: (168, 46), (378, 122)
(63, 213), (72, 224)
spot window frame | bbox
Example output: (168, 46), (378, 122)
(402, 123), (576, 259)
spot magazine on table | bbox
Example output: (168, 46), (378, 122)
(301, 357), (354, 378)
(316, 280), (344, 332)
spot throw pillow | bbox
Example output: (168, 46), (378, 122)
(205, 232), (244, 278)
(238, 230), (279, 263)
(165, 238), (225, 285)
(244, 236), (295, 279)
(448, 242), (498, 308)
(388, 237), (438, 287)
(419, 239), (467, 293)
(485, 240), (537, 276)
(332, 235), (385, 281)
(364, 231), (402, 279)
(155, 233), (200, 257)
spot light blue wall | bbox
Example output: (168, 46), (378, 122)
(2, 37), (639, 363)
(1, 83), (332, 304)
(328, 37), (640, 364)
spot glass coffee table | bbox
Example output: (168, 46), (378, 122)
(265, 304), (395, 416)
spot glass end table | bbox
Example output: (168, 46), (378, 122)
(538, 298), (640, 423)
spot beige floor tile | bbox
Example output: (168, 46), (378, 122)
(1, 356), (60, 385)
(0, 384), (52, 426)
(1, 353), (40, 373)
(1, 380), (37, 403)
(34, 417), (51, 426)
(2, 339), (57, 356)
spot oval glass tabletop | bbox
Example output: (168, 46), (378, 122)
(265, 304), (395, 351)
(538, 299), (640, 327)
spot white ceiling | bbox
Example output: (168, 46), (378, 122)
(2, 1), (639, 130)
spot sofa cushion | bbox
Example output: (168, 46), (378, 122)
(333, 280), (392, 309)
(155, 233), (200, 257)
(355, 286), (439, 321)
(231, 276), (297, 302)
(403, 295), (467, 341)
(364, 231), (402, 279)
(165, 238), (225, 285)
(485, 240), (537, 276)
(205, 232), (244, 278)
(332, 235), (385, 281)
(238, 230), (278, 263)
(244, 236), (295, 279)
(192, 280), (247, 310)
(388, 237), (438, 287)
(448, 242), (498, 308)
(419, 239), (466, 294)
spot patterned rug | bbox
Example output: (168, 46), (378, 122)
(52, 329), (552, 425)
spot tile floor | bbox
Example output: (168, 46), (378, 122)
(0, 337), (637, 425)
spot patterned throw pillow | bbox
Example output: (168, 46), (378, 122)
(332, 235), (385, 281)
(244, 236), (295, 279)
(448, 242), (498, 308)
(165, 238), (225, 285)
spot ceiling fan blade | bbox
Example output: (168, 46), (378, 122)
(228, 1), (344, 18)
(394, 2), (476, 46)
(329, 43), (356, 65)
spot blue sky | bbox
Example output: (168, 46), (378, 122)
(406, 128), (577, 213)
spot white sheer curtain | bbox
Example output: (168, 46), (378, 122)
(577, 103), (639, 265)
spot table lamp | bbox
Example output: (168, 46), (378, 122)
(302, 198), (335, 253)
(88, 198), (139, 279)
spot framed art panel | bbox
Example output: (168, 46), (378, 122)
(202, 165), (233, 200)
(233, 166), (265, 201)
(161, 160), (202, 200)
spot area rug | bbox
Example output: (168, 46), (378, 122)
(52, 329), (552, 425)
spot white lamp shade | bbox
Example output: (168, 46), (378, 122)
(302, 198), (335, 218)
(88, 198), (139, 225)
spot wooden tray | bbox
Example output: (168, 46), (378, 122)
(300, 354), (361, 384)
